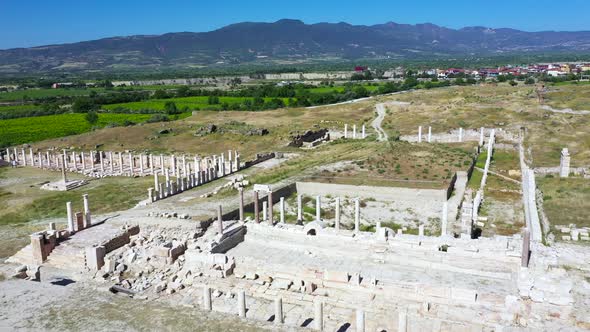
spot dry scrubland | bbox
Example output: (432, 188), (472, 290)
(382, 84), (590, 166)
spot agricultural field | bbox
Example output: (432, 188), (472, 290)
(0, 113), (191, 148)
(103, 96), (292, 111)
(0, 88), (103, 101)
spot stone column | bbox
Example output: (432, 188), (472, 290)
(279, 197), (285, 223)
(361, 125), (366, 139)
(267, 191), (274, 225)
(356, 309), (365, 332)
(297, 194), (303, 222)
(458, 127), (463, 142)
(262, 201), (267, 222)
(275, 297), (284, 324)
(109, 152), (114, 173)
(217, 205), (224, 234)
(398, 309), (407, 332)
(46, 152), (50, 168)
(203, 286), (212, 311)
(344, 124), (348, 139)
(193, 157), (199, 185)
(254, 191), (260, 223)
(29, 149), (34, 167)
(441, 201), (448, 236)
(234, 153), (240, 172)
(61, 155), (68, 183)
(128, 153), (134, 175)
(354, 198), (360, 233)
(239, 188), (244, 222)
(559, 148), (571, 178)
(21, 149), (27, 166)
(66, 202), (75, 233)
(171, 155), (176, 177)
(418, 126), (422, 143)
(62, 149), (67, 168)
(160, 154), (165, 173)
(154, 171), (160, 193)
(99, 151), (104, 173)
(479, 127), (485, 146)
(315, 196), (321, 221)
(335, 197), (340, 230)
(165, 169), (171, 197)
(419, 224), (424, 237)
(148, 188), (154, 203)
(182, 155), (187, 178)
(83, 194), (91, 227)
(38, 152), (43, 168)
(159, 183), (165, 199)
(149, 154), (154, 174)
(353, 125), (357, 139)
(314, 301), (323, 331)
(238, 290), (246, 318)
(139, 154), (144, 174)
(118, 152), (123, 173)
(428, 126), (432, 143)
(521, 229), (530, 268)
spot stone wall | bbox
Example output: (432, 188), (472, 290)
(296, 181), (447, 202)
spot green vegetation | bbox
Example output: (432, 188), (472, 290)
(104, 96), (291, 112)
(0, 113), (190, 147)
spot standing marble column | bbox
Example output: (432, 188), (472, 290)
(217, 205), (224, 234)
(182, 155), (187, 178)
(356, 309), (365, 332)
(418, 126), (422, 143)
(262, 201), (267, 222)
(458, 127), (463, 142)
(118, 152), (123, 173)
(315, 196), (321, 221)
(279, 197), (285, 223)
(335, 197), (341, 230)
(353, 125), (357, 139)
(109, 152), (114, 173)
(81, 151), (86, 171)
(254, 191), (260, 223)
(72, 151), (77, 171)
(354, 198), (360, 233)
(99, 152), (104, 173)
(154, 171), (159, 194)
(128, 153), (134, 175)
(239, 188), (244, 222)
(29, 149), (34, 167)
(361, 125), (366, 139)
(297, 194), (303, 221)
(267, 191), (274, 225)
(237, 290), (246, 318)
(479, 127), (485, 146)
(165, 168), (171, 197)
(83, 194), (91, 227)
(428, 126), (432, 143)
(171, 155), (176, 177)
(149, 154), (154, 174)
(203, 286), (212, 311)
(344, 124), (348, 139)
(139, 154), (144, 174)
(314, 301), (323, 331)
(61, 155), (68, 183)
(66, 202), (75, 233)
(21, 149), (27, 166)
(160, 154), (165, 173)
(275, 297), (284, 324)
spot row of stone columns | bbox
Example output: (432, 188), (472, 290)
(200, 286), (408, 331)
(7, 148), (241, 180)
(343, 124), (367, 139)
(149, 151), (241, 202)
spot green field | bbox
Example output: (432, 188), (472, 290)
(308, 84), (381, 94)
(0, 113), (170, 147)
(103, 96), (292, 111)
(0, 88), (105, 101)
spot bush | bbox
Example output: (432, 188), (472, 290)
(85, 111), (99, 124)
(146, 114), (169, 123)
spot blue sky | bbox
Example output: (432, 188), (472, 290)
(1, 0), (589, 49)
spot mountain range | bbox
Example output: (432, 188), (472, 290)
(2, 19), (590, 74)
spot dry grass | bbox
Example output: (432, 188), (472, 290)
(538, 176), (590, 229)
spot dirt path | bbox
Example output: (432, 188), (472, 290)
(372, 103), (389, 141)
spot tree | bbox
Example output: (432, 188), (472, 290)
(164, 101), (179, 114)
(72, 98), (98, 113)
(207, 95), (220, 105)
(509, 80), (518, 87)
(85, 111), (99, 124)
(525, 77), (535, 85)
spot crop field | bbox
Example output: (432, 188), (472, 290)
(0, 113), (166, 147)
(103, 96), (292, 111)
(0, 88), (104, 101)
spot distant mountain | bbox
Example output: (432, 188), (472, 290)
(2, 19), (590, 74)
